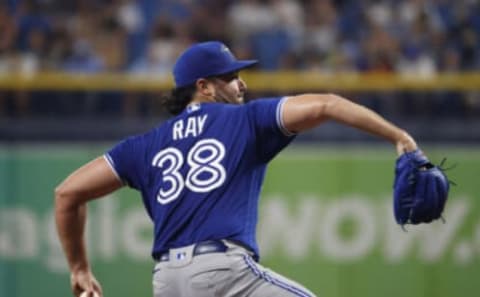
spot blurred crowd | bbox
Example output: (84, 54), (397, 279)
(0, 0), (479, 122)
(1, 0), (479, 76)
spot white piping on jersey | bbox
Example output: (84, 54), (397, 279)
(103, 154), (125, 185)
(276, 97), (296, 137)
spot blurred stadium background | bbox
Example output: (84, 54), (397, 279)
(0, 0), (479, 297)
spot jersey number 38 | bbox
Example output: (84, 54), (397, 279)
(151, 138), (226, 204)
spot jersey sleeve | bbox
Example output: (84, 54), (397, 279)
(246, 97), (296, 162)
(104, 136), (144, 190)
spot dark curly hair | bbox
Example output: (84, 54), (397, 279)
(160, 84), (197, 115)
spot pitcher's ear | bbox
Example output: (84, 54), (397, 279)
(196, 78), (214, 96)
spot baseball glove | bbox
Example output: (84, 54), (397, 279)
(393, 149), (450, 226)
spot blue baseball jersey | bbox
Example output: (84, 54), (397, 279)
(105, 97), (295, 260)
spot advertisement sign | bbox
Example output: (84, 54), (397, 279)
(1, 145), (478, 297)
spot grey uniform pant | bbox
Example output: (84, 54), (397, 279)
(152, 241), (316, 297)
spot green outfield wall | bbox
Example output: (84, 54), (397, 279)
(0, 144), (479, 297)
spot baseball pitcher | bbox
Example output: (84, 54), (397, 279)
(55, 41), (448, 297)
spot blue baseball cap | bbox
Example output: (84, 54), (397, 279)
(173, 41), (258, 87)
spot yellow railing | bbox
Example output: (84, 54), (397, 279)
(0, 72), (480, 91)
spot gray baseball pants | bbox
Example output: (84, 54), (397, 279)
(152, 241), (316, 297)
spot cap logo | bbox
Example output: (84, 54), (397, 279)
(220, 44), (230, 53)
(221, 44), (234, 59)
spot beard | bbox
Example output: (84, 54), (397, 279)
(214, 90), (244, 105)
